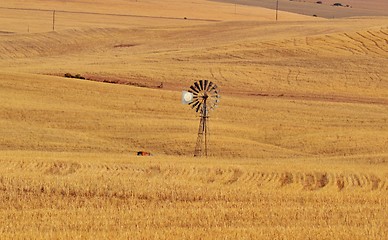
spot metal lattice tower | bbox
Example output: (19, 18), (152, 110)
(182, 80), (220, 157)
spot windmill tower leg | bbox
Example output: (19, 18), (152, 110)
(194, 100), (209, 157)
(194, 115), (205, 157)
(204, 114), (208, 157)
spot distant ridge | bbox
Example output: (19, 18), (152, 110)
(212, 0), (388, 18)
(0, 6), (220, 22)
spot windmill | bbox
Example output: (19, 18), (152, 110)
(182, 80), (220, 157)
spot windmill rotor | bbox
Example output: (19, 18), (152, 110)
(187, 80), (219, 113)
(182, 80), (220, 157)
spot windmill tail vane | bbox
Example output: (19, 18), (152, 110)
(182, 80), (220, 157)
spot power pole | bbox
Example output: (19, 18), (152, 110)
(276, 0), (279, 21)
(53, 10), (56, 31)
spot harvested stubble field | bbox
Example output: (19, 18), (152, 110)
(0, 0), (387, 239)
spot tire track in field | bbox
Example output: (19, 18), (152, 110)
(325, 34), (361, 54)
(343, 32), (381, 55)
(367, 30), (388, 46)
(356, 32), (388, 54)
(0, 28), (134, 59)
(315, 35), (359, 55)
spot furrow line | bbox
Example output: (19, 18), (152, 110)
(321, 35), (359, 54)
(344, 33), (381, 55)
(358, 32), (388, 54)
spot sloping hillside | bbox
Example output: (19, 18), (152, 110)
(0, 0), (387, 239)
(215, 0), (388, 18)
(0, 14), (387, 158)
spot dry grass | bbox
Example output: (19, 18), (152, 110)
(0, 0), (387, 239)
(0, 152), (387, 239)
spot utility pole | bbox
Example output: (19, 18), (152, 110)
(276, 0), (279, 21)
(53, 10), (56, 31)
(235, 1), (237, 14)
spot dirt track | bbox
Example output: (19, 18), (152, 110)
(60, 73), (388, 107)
(244, 91), (388, 106)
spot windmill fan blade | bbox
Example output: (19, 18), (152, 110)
(209, 85), (218, 92)
(189, 86), (199, 94)
(206, 81), (213, 91)
(203, 80), (208, 91)
(199, 80), (204, 90)
(194, 82), (201, 92)
(189, 99), (199, 105)
(195, 102), (202, 112)
(191, 101), (200, 108)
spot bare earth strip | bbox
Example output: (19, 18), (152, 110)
(56, 73), (388, 106)
(213, 0), (388, 18)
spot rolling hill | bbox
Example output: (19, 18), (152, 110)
(215, 0), (388, 18)
(0, 0), (387, 239)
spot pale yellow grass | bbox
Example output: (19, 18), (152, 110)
(0, 0), (387, 239)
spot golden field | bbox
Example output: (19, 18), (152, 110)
(0, 0), (387, 239)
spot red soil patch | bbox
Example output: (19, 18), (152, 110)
(113, 44), (137, 48)
(54, 73), (388, 106)
(82, 74), (164, 89)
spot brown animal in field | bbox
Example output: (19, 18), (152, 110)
(137, 151), (152, 156)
